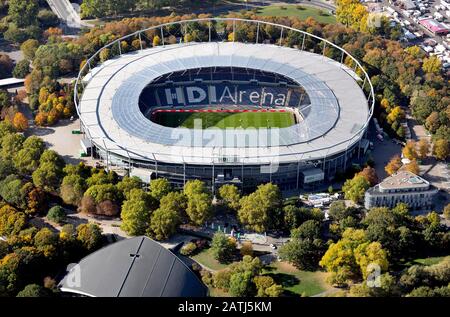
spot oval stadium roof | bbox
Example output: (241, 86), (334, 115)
(79, 42), (369, 165)
(58, 236), (208, 297)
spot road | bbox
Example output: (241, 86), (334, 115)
(46, 0), (93, 28)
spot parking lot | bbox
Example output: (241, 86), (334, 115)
(383, 0), (450, 72)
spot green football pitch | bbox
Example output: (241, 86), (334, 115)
(152, 111), (296, 129)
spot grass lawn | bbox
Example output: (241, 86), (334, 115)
(263, 261), (332, 297)
(153, 111), (295, 129)
(255, 5), (336, 24)
(191, 248), (231, 271)
(412, 256), (448, 266)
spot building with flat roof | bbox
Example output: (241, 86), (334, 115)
(419, 18), (449, 35)
(364, 171), (438, 210)
(58, 236), (208, 297)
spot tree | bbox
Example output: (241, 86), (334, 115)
(0, 90), (10, 111)
(342, 175), (370, 203)
(20, 39), (39, 61)
(82, 184), (121, 216)
(1, 133), (25, 161)
(422, 56), (441, 74)
(417, 139), (430, 160)
(121, 189), (154, 236)
(433, 139), (449, 161)
(292, 220), (321, 240)
(12, 60), (30, 79)
(425, 112), (440, 134)
(385, 155), (402, 175)
(47, 205), (66, 224)
(253, 276), (283, 297)
(149, 178), (171, 201)
(0, 205), (27, 237)
(12, 112), (28, 131)
(405, 159), (420, 175)
(0, 54), (14, 79)
(184, 179), (209, 198)
(16, 284), (50, 297)
(219, 184), (241, 212)
(240, 241), (253, 257)
(12, 135), (44, 174)
(149, 205), (180, 241)
(279, 238), (326, 271)
(76, 223), (102, 251)
(444, 204), (450, 221)
(116, 176), (142, 200)
(186, 193), (212, 226)
(8, 0), (39, 27)
(229, 271), (253, 297)
(358, 166), (379, 186)
(153, 35), (161, 47)
(211, 232), (236, 263)
(319, 228), (367, 284)
(402, 141), (418, 160)
(354, 241), (389, 280)
(60, 174), (87, 206)
(238, 183), (282, 233)
(32, 161), (64, 193)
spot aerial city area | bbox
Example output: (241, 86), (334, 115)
(0, 0), (448, 306)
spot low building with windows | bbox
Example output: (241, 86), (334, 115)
(364, 171), (438, 210)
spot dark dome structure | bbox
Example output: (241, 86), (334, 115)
(58, 236), (208, 297)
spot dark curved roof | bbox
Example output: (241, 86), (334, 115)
(58, 236), (207, 297)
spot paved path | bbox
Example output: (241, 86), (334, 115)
(46, 0), (93, 28)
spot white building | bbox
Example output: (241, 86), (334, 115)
(364, 171), (438, 210)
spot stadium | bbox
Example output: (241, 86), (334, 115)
(75, 18), (374, 192)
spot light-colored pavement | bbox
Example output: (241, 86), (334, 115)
(29, 119), (86, 165)
(46, 0), (93, 28)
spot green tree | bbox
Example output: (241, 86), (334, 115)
(0, 205), (27, 237)
(184, 179), (209, 198)
(20, 39), (39, 61)
(291, 220), (321, 240)
(12, 60), (30, 78)
(8, 0), (39, 27)
(186, 192), (212, 226)
(76, 223), (102, 251)
(238, 183), (282, 233)
(121, 189), (154, 236)
(16, 284), (50, 297)
(422, 56), (442, 74)
(279, 238), (326, 271)
(229, 271), (253, 297)
(60, 174), (87, 206)
(149, 178), (171, 201)
(47, 205), (66, 224)
(116, 176), (142, 200)
(433, 139), (449, 161)
(13, 136), (45, 174)
(218, 184), (241, 212)
(211, 232), (236, 263)
(1, 133), (25, 161)
(342, 175), (370, 203)
(149, 205), (180, 241)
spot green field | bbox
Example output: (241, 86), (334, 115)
(191, 248), (231, 271)
(153, 111), (295, 129)
(255, 4), (336, 24)
(263, 262), (332, 297)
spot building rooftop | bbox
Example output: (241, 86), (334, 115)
(79, 42), (370, 165)
(58, 236), (208, 297)
(379, 170), (430, 190)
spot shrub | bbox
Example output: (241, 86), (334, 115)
(47, 205), (66, 224)
(180, 242), (197, 256)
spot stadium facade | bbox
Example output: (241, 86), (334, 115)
(75, 18), (374, 191)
